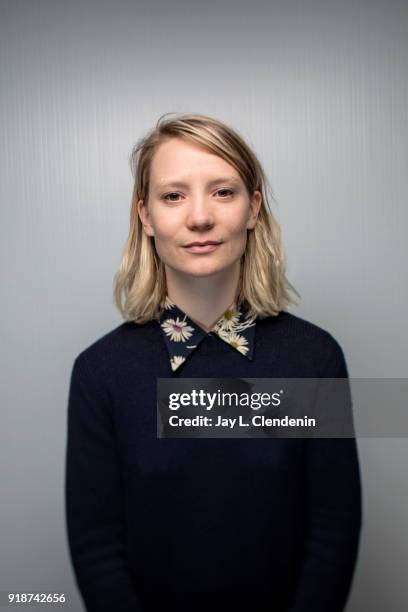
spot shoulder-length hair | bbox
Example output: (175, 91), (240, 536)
(113, 112), (299, 323)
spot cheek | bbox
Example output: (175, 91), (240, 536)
(151, 216), (180, 241)
(230, 234), (248, 256)
(151, 218), (182, 262)
(225, 217), (250, 244)
(220, 206), (249, 233)
(231, 222), (248, 236)
(222, 227), (248, 260)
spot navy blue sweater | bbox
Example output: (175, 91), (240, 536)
(65, 310), (362, 612)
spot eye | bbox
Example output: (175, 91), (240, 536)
(161, 189), (234, 202)
(162, 192), (182, 202)
(216, 189), (234, 198)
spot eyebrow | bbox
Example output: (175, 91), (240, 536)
(156, 176), (242, 190)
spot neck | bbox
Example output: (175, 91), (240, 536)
(165, 261), (242, 332)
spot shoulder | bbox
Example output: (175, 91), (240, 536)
(258, 310), (337, 343)
(259, 310), (340, 344)
(257, 310), (348, 375)
(72, 319), (159, 376)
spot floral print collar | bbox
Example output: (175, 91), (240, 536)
(158, 296), (257, 372)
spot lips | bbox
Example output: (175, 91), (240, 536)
(183, 242), (222, 254)
(184, 241), (221, 247)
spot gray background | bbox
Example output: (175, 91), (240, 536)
(1, 0), (407, 609)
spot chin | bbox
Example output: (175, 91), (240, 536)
(184, 266), (224, 278)
(175, 260), (228, 278)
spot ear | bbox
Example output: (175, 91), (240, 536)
(137, 199), (155, 237)
(246, 190), (262, 230)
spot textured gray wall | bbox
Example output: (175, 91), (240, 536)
(1, 0), (407, 610)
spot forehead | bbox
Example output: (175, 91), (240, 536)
(150, 137), (242, 186)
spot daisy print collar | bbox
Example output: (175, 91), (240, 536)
(158, 296), (257, 372)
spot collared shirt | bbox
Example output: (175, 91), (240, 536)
(68, 306), (360, 611)
(158, 296), (257, 372)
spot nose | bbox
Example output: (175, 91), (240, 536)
(186, 193), (215, 231)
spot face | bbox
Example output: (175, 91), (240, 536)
(137, 137), (262, 281)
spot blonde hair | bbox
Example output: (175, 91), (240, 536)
(113, 112), (299, 323)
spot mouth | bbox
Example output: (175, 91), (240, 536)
(183, 241), (222, 254)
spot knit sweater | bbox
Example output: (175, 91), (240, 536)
(65, 309), (362, 612)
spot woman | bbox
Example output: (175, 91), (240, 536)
(65, 112), (362, 612)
